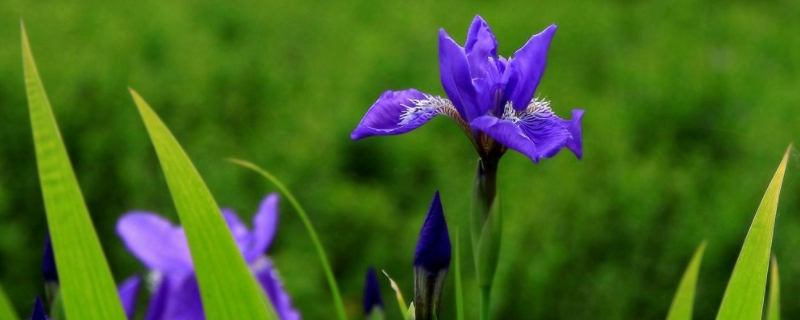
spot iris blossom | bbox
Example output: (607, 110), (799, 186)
(352, 15), (583, 164)
(116, 193), (299, 320)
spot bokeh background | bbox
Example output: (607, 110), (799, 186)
(2, 0), (800, 319)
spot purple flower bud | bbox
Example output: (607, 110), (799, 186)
(29, 297), (48, 320)
(42, 233), (57, 284)
(414, 191), (451, 272)
(363, 267), (384, 314)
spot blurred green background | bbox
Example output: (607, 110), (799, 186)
(1, 0), (800, 318)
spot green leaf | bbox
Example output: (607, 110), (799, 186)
(766, 255), (780, 320)
(454, 229), (464, 320)
(715, 146), (791, 320)
(21, 24), (126, 320)
(228, 159), (348, 320)
(666, 240), (707, 320)
(129, 89), (274, 319)
(0, 283), (18, 320)
(382, 269), (408, 319)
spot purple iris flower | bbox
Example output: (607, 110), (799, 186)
(116, 193), (300, 320)
(351, 15), (583, 164)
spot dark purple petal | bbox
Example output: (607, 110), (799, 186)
(351, 89), (437, 140)
(362, 267), (383, 314)
(470, 116), (540, 162)
(516, 112), (571, 160)
(247, 193), (279, 262)
(504, 24), (557, 111)
(144, 276), (170, 320)
(414, 191), (451, 272)
(118, 275), (141, 319)
(29, 297), (48, 320)
(42, 232), (58, 283)
(562, 109), (584, 159)
(439, 29), (480, 122)
(116, 212), (194, 273)
(255, 258), (301, 320)
(156, 275), (205, 320)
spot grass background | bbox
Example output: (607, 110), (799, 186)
(1, 0), (799, 318)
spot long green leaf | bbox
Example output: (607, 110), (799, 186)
(129, 89), (273, 319)
(22, 24), (126, 320)
(715, 146), (791, 320)
(454, 228), (464, 320)
(0, 283), (18, 320)
(766, 255), (780, 320)
(666, 240), (707, 320)
(228, 159), (347, 320)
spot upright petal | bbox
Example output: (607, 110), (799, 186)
(116, 212), (194, 273)
(465, 15), (497, 56)
(247, 193), (280, 262)
(118, 275), (142, 319)
(144, 276), (170, 320)
(158, 275), (205, 320)
(351, 89), (439, 140)
(439, 29), (480, 122)
(254, 258), (301, 320)
(561, 109), (584, 159)
(221, 208), (252, 255)
(516, 112), (571, 160)
(470, 116), (540, 162)
(414, 191), (451, 272)
(504, 24), (557, 111)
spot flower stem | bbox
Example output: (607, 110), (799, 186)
(480, 285), (491, 320)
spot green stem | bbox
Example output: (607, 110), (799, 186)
(229, 159), (348, 320)
(480, 286), (491, 320)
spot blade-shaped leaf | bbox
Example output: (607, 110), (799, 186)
(715, 146), (791, 320)
(766, 255), (780, 320)
(22, 24), (126, 319)
(382, 270), (409, 319)
(454, 229), (464, 320)
(228, 159), (347, 320)
(666, 240), (707, 320)
(129, 89), (273, 319)
(0, 283), (18, 320)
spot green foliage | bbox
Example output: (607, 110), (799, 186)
(21, 25), (126, 320)
(666, 240), (707, 320)
(716, 147), (790, 320)
(130, 90), (274, 319)
(383, 270), (409, 319)
(767, 256), (780, 320)
(0, 283), (18, 320)
(454, 229), (464, 320)
(228, 159), (347, 320)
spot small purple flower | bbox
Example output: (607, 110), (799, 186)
(351, 15), (583, 164)
(116, 193), (299, 320)
(363, 267), (384, 315)
(413, 191), (451, 320)
(29, 297), (48, 320)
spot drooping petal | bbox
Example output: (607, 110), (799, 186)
(414, 191), (451, 273)
(116, 212), (194, 273)
(470, 116), (540, 162)
(29, 297), (48, 320)
(254, 257), (301, 320)
(516, 111), (571, 160)
(362, 267), (384, 314)
(144, 275), (170, 320)
(247, 193), (279, 262)
(42, 232), (58, 284)
(351, 89), (440, 140)
(504, 24), (557, 111)
(118, 275), (142, 319)
(561, 109), (583, 159)
(439, 29), (480, 122)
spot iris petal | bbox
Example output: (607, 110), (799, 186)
(116, 213), (194, 273)
(516, 112), (571, 160)
(255, 258), (301, 320)
(470, 116), (540, 162)
(247, 193), (279, 262)
(504, 24), (557, 111)
(350, 89), (438, 140)
(561, 109), (584, 159)
(438, 29), (480, 122)
(118, 275), (142, 319)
